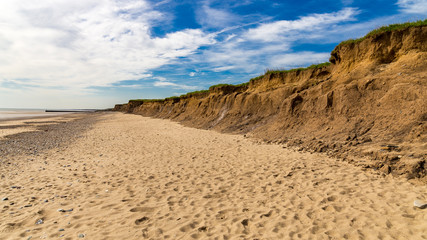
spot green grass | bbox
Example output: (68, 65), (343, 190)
(209, 84), (234, 90)
(336, 19), (427, 47)
(180, 89), (210, 98)
(249, 62), (331, 82)
(209, 83), (250, 91)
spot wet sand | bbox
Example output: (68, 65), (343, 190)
(0, 112), (426, 239)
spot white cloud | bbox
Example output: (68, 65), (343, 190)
(342, 0), (354, 5)
(269, 52), (330, 68)
(196, 4), (238, 28)
(397, 0), (427, 14)
(189, 72), (196, 77)
(153, 80), (198, 90)
(212, 66), (236, 72)
(245, 8), (359, 42)
(0, 0), (215, 91)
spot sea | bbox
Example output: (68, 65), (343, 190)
(0, 108), (91, 121)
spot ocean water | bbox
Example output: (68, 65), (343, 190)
(0, 108), (72, 121)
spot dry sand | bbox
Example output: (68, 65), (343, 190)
(1, 112), (426, 239)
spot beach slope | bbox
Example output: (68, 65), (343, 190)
(1, 112), (426, 239)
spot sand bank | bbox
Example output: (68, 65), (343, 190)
(0, 112), (426, 239)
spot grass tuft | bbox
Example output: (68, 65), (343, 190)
(336, 19), (427, 47)
(249, 62), (331, 82)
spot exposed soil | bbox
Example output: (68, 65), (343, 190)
(114, 26), (427, 182)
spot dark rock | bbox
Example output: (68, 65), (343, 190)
(241, 219), (249, 226)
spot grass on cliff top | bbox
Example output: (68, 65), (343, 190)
(249, 62), (331, 82)
(337, 19), (427, 47)
(208, 82), (250, 90)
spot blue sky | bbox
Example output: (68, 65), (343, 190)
(0, 0), (426, 109)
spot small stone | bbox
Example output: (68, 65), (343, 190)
(44, 200), (49, 203)
(36, 219), (44, 225)
(58, 208), (72, 212)
(241, 219), (249, 226)
(78, 233), (85, 238)
(414, 200), (427, 209)
(198, 226), (207, 232)
(24, 204), (32, 208)
(59, 228), (65, 231)
(2, 197), (8, 201)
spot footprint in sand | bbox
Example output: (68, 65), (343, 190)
(129, 206), (156, 213)
(135, 216), (149, 225)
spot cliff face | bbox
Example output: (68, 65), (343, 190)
(115, 26), (427, 181)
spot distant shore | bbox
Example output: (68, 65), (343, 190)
(0, 109), (97, 122)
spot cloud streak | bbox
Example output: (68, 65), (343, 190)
(397, 0), (427, 14)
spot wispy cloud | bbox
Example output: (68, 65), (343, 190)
(397, 0), (427, 14)
(153, 80), (199, 90)
(196, 3), (238, 28)
(193, 8), (359, 74)
(245, 8), (359, 42)
(269, 52), (331, 68)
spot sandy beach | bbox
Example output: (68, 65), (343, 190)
(1, 112), (426, 239)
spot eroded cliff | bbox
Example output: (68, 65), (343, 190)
(114, 24), (427, 181)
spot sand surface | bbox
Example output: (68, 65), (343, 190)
(1, 112), (426, 239)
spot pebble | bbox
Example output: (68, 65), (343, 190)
(59, 228), (65, 231)
(2, 197), (8, 201)
(58, 208), (73, 212)
(78, 233), (85, 238)
(36, 219), (44, 225)
(24, 204), (32, 208)
(414, 200), (427, 209)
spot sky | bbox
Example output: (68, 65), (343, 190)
(0, 0), (426, 109)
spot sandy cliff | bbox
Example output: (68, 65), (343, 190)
(114, 25), (427, 181)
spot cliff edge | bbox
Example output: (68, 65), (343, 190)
(114, 22), (427, 182)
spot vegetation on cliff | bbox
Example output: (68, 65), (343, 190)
(333, 19), (427, 50)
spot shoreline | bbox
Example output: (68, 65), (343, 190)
(0, 112), (75, 123)
(0, 112), (102, 161)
